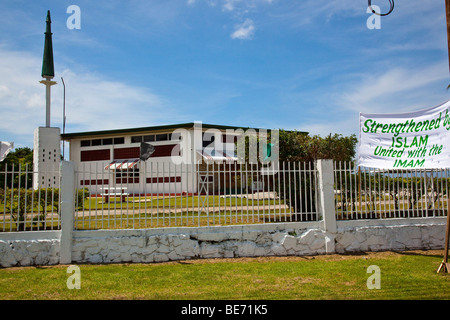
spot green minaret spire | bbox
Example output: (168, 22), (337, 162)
(40, 10), (57, 127)
(41, 10), (54, 78)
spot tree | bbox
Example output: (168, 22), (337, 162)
(275, 130), (358, 219)
(0, 147), (34, 189)
(278, 130), (357, 162)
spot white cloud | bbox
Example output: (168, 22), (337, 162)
(339, 62), (448, 114)
(292, 61), (450, 138)
(230, 19), (255, 39)
(0, 47), (174, 147)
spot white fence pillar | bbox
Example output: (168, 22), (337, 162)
(316, 159), (336, 253)
(59, 161), (75, 264)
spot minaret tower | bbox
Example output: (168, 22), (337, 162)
(40, 10), (57, 127)
(33, 10), (61, 190)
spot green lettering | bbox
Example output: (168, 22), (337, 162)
(419, 135), (428, 147)
(415, 159), (425, 167)
(363, 119), (372, 133)
(414, 121), (422, 132)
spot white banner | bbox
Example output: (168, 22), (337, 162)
(0, 141), (13, 162)
(358, 100), (450, 169)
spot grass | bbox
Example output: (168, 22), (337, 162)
(82, 194), (282, 211)
(0, 250), (449, 300)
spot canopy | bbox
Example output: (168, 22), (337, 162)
(104, 159), (139, 170)
(197, 149), (237, 162)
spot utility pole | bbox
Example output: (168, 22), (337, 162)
(438, 0), (450, 273)
(446, 0), (450, 73)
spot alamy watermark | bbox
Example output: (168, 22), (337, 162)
(367, 5), (381, 30)
(168, 122), (279, 171)
(67, 5), (81, 30)
(366, 265), (381, 289)
(66, 265), (81, 289)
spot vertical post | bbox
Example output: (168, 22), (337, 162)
(60, 160), (75, 265)
(444, 195), (450, 262)
(316, 159), (336, 254)
(358, 166), (362, 214)
(446, 0), (450, 74)
(438, 194), (450, 273)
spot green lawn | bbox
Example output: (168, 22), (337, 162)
(0, 250), (448, 300)
(82, 194), (282, 211)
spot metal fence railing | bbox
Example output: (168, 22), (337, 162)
(3, 159), (448, 232)
(73, 161), (319, 230)
(0, 164), (60, 232)
(334, 161), (449, 220)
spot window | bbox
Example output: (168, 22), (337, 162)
(116, 168), (139, 178)
(81, 140), (91, 147)
(116, 168), (139, 184)
(81, 137), (124, 147)
(147, 176), (181, 183)
(92, 139), (102, 146)
(131, 136), (142, 143)
(155, 133), (168, 141)
(113, 137), (125, 144)
(143, 135), (155, 142)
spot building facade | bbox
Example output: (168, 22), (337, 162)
(61, 122), (271, 196)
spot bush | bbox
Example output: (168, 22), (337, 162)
(0, 187), (89, 230)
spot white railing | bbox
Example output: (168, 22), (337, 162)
(334, 161), (450, 220)
(0, 163), (60, 232)
(73, 161), (319, 230)
(2, 159), (448, 233)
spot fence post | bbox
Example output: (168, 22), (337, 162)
(316, 159), (336, 253)
(59, 160), (75, 264)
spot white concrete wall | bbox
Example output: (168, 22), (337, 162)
(0, 231), (60, 267)
(1, 218), (445, 267)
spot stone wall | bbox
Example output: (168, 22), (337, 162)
(71, 222), (324, 264)
(0, 231), (60, 267)
(335, 218), (446, 253)
(0, 218), (446, 267)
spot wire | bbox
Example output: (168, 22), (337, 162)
(368, 0), (394, 16)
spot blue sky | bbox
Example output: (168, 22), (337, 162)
(1, 0), (449, 149)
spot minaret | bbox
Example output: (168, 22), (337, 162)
(33, 10), (61, 190)
(40, 10), (57, 127)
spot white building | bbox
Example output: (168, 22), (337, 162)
(61, 122), (275, 196)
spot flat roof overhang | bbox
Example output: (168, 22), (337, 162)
(60, 122), (305, 141)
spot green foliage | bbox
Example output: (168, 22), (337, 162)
(76, 188), (90, 210)
(275, 130), (357, 215)
(0, 147), (34, 189)
(278, 130), (357, 162)
(0, 188), (58, 231)
(0, 187), (89, 231)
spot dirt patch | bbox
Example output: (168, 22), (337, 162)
(165, 249), (446, 266)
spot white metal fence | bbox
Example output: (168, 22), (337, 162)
(73, 161), (319, 230)
(0, 163), (60, 232)
(334, 161), (450, 220)
(1, 160), (449, 232)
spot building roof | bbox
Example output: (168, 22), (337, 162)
(61, 122), (304, 140)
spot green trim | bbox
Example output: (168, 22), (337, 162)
(61, 122), (305, 140)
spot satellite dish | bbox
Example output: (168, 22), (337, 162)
(140, 142), (155, 161)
